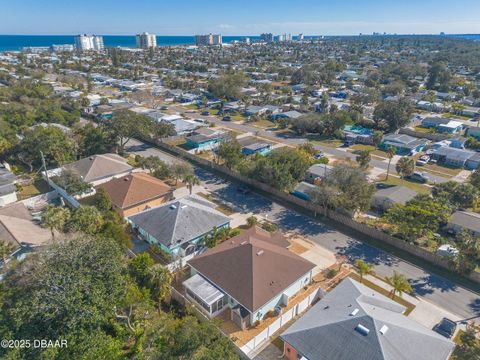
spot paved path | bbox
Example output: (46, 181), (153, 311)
(127, 138), (480, 322)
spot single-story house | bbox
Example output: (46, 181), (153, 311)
(129, 195), (230, 257)
(437, 120), (463, 134)
(305, 164), (333, 184)
(344, 125), (375, 145)
(466, 126), (480, 140)
(431, 147), (480, 169)
(291, 181), (317, 201)
(63, 153), (133, 186)
(0, 202), (54, 250)
(97, 173), (174, 217)
(0, 165), (17, 207)
(281, 278), (455, 360)
(185, 226), (315, 329)
(380, 134), (428, 155)
(447, 211), (480, 237)
(245, 105), (280, 117)
(271, 111), (303, 120)
(420, 117), (450, 129)
(186, 128), (225, 150)
(372, 185), (417, 212)
(238, 136), (274, 156)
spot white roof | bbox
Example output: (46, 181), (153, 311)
(183, 274), (225, 306)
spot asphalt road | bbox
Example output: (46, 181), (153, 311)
(172, 106), (450, 184)
(126, 138), (480, 320)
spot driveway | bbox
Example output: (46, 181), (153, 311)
(127, 138), (480, 321)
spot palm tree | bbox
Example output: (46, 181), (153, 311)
(41, 205), (71, 238)
(0, 240), (15, 274)
(183, 174), (200, 195)
(395, 157), (415, 183)
(386, 271), (413, 298)
(356, 150), (371, 171)
(385, 145), (396, 180)
(149, 266), (173, 310)
(355, 259), (375, 283)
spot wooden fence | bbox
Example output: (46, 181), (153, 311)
(149, 138), (480, 285)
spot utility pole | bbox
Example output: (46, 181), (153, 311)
(40, 150), (52, 191)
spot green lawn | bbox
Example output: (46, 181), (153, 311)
(249, 119), (276, 128)
(377, 176), (431, 195)
(309, 137), (343, 148)
(16, 179), (51, 200)
(413, 126), (434, 133)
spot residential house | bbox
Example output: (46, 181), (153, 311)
(447, 211), (480, 237)
(281, 278), (454, 360)
(271, 110), (303, 121)
(431, 147), (480, 169)
(97, 173), (174, 217)
(186, 128), (225, 150)
(245, 105), (280, 117)
(63, 153), (133, 186)
(437, 120), (463, 134)
(466, 126), (480, 140)
(420, 117), (450, 129)
(380, 134), (428, 155)
(184, 227), (315, 329)
(372, 185), (417, 212)
(238, 136), (274, 156)
(292, 182), (317, 201)
(305, 164), (333, 184)
(129, 195), (230, 257)
(344, 125), (375, 145)
(0, 164), (17, 207)
(0, 202), (54, 251)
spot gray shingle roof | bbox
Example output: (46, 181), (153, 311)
(64, 154), (132, 183)
(128, 195), (230, 249)
(281, 278), (454, 360)
(449, 211), (480, 233)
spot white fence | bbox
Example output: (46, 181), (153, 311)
(240, 288), (321, 357)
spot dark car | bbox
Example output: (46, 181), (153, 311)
(433, 318), (457, 338)
(222, 115), (231, 121)
(407, 172), (430, 184)
(201, 111), (210, 116)
(160, 105), (168, 110)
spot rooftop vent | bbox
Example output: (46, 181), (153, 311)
(240, 241), (247, 245)
(350, 308), (359, 316)
(256, 250), (264, 256)
(170, 205), (177, 210)
(380, 325), (389, 335)
(355, 324), (370, 336)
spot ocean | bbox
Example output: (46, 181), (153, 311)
(0, 35), (260, 52)
(0, 34), (479, 52)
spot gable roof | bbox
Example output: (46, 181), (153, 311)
(97, 173), (173, 210)
(374, 185), (417, 205)
(64, 154), (132, 183)
(281, 278), (454, 360)
(128, 195), (230, 249)
(188, 227), (315, 313)
(449, 211), (480, 233)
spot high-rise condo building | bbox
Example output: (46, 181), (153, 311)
(277, 34), (292, 42)
(195, 34), (222, 46)
(75, 34), (104, 51)
(136, 32), (157, 48)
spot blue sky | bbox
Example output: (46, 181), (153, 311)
(2, 0), (480, 35)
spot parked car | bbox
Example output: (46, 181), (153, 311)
(222, 116), (231, 121)
(314, 152), (324, 160)
(407, 172), (430, 183)
(201, 111), (210, 116)
(433, 318), (457, 339)
(160, 105), (168, 110)
(194, 118), (206, 123)
(343, 139), (354, 147)
(416, 155), (430, 166)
